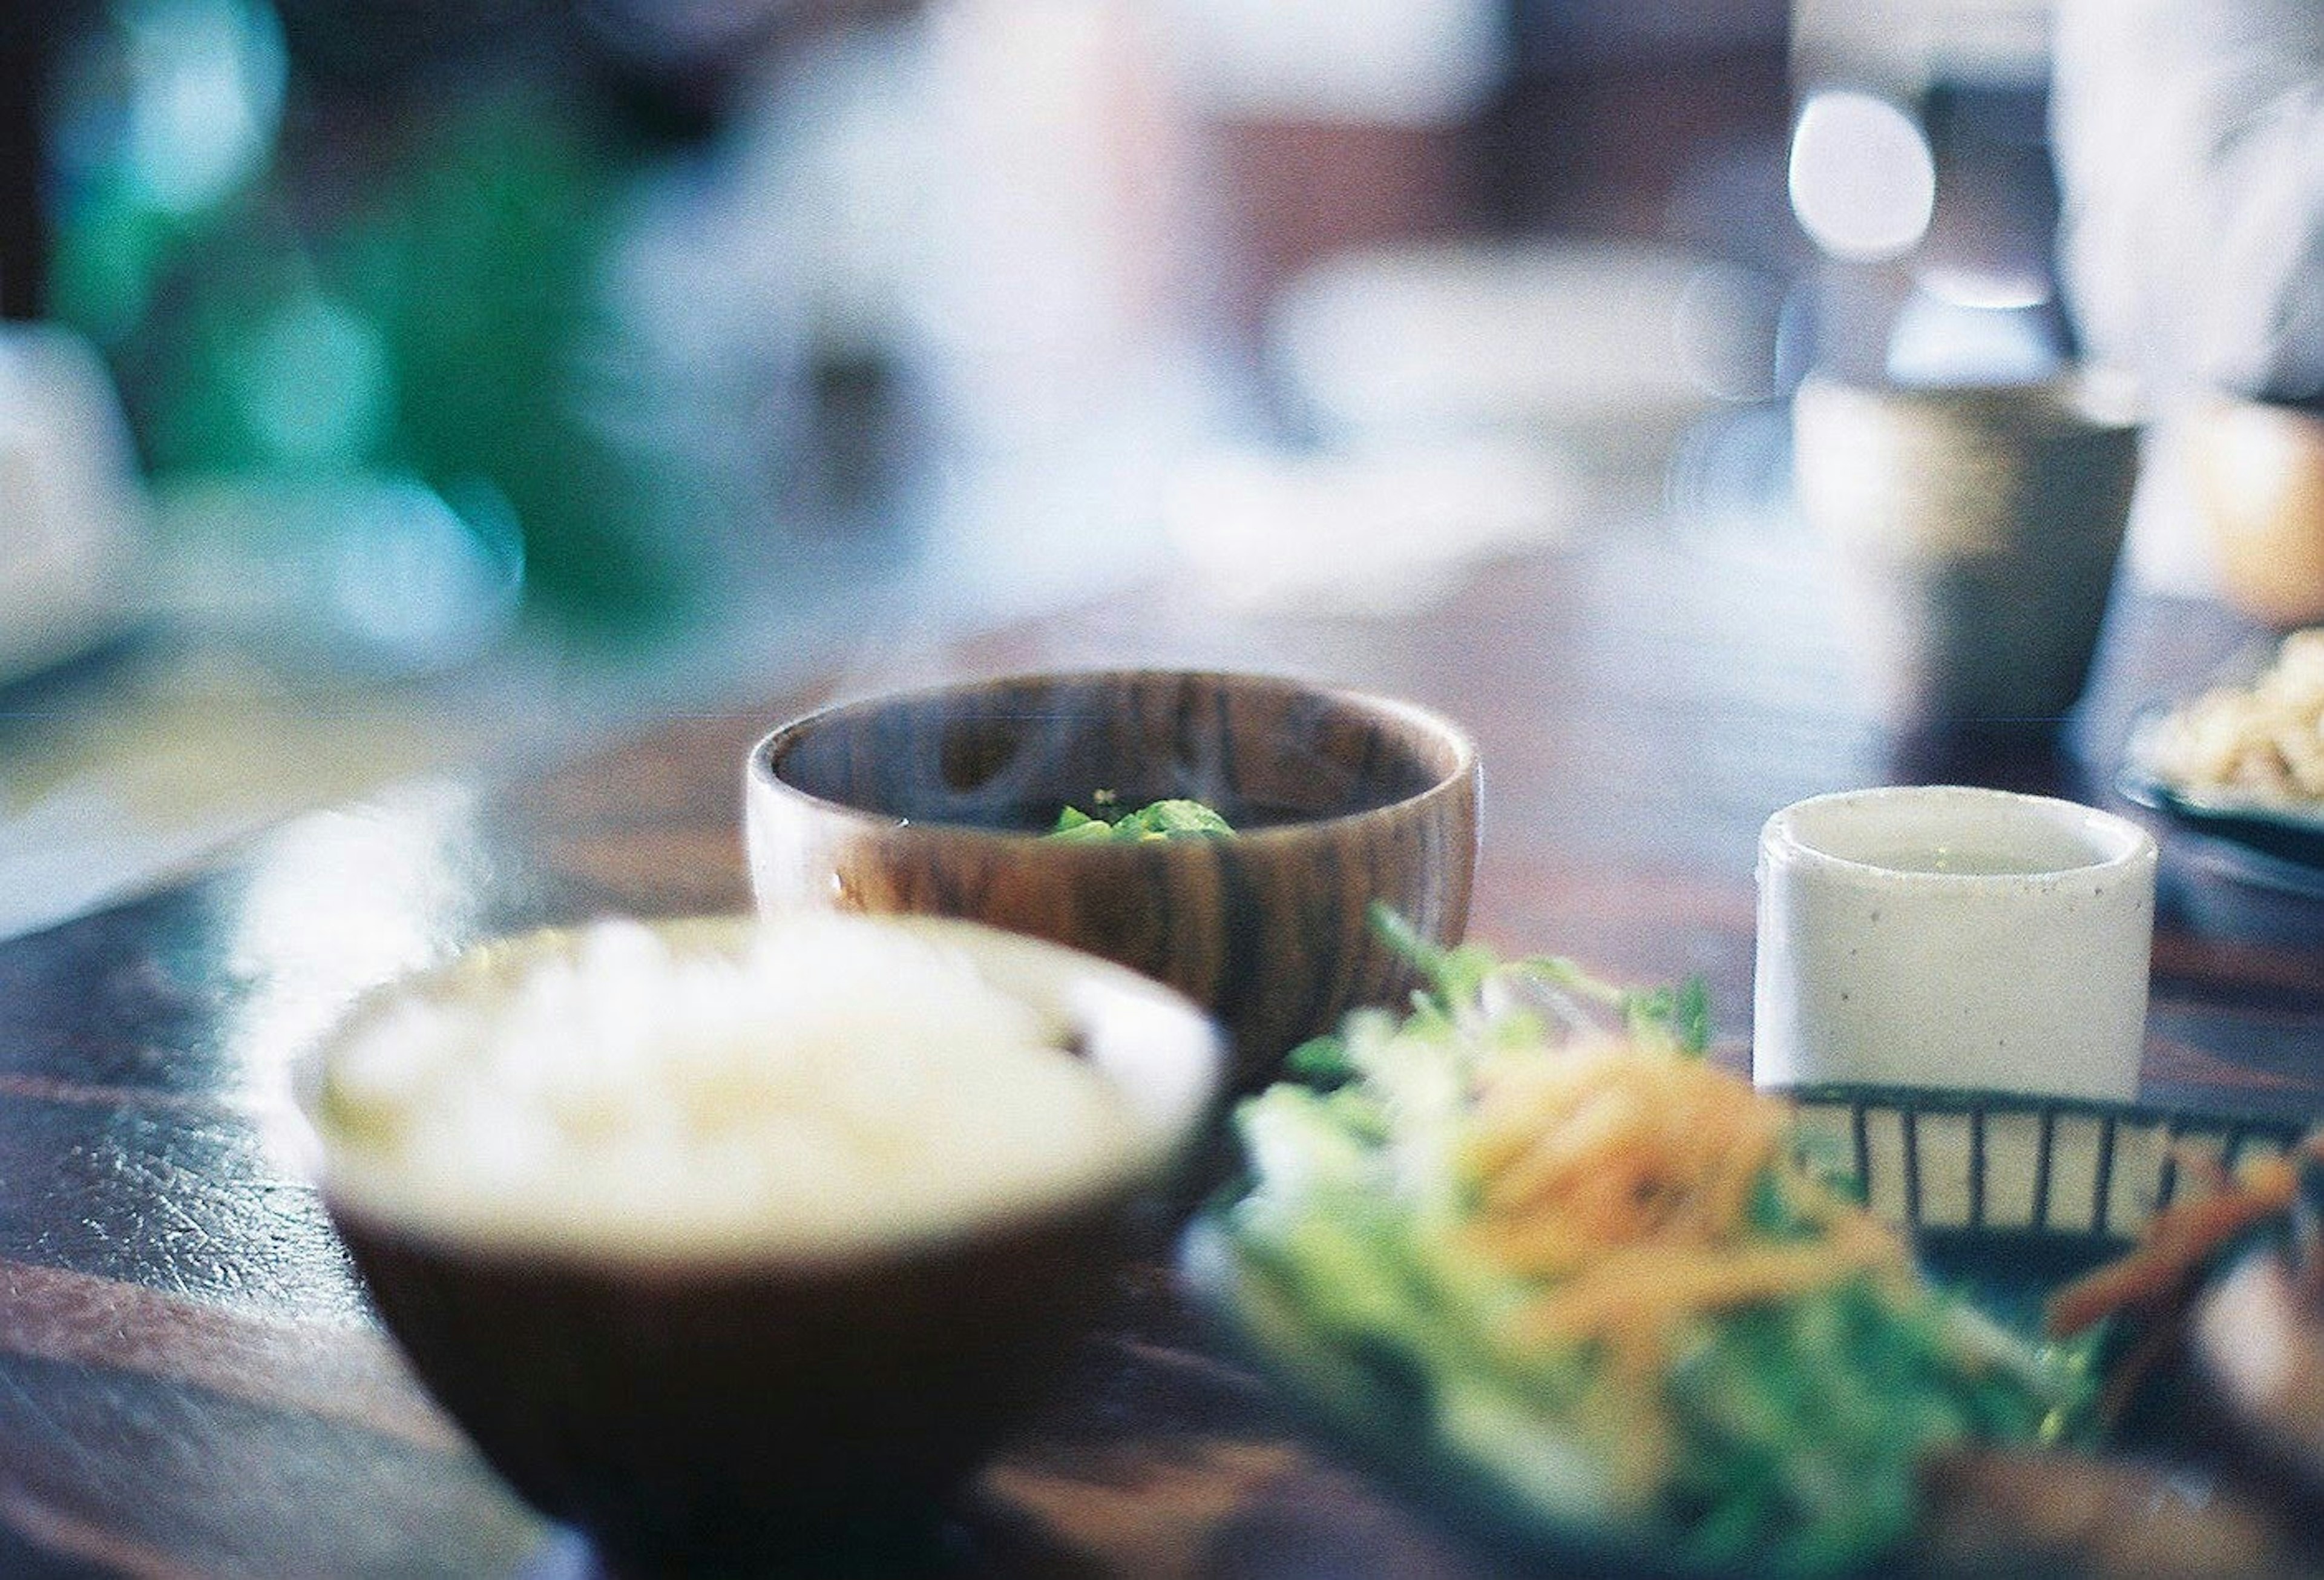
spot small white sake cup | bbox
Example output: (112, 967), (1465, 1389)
(1753, 786), (2158, 1101)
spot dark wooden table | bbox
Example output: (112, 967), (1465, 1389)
(1, 502), (2318, 1576)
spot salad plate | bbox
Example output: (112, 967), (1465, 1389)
(1182, 1205), (1723, 1580)
(1184, 1078), (2306, 1578)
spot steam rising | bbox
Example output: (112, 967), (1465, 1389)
(772, 674), (1413, 832)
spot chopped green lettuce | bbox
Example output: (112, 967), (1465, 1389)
(1209, 909), (2094, 1576)
(1048, 796), (1235, 841)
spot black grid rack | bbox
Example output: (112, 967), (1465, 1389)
(1774, 1085), (2309, 1242)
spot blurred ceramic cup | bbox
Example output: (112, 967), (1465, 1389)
(744, 671), (1478, 1094)
(2185, 394), (2324, 628)
(1753, 786), (2157, 1102)
(1793, 374), (2140, 731)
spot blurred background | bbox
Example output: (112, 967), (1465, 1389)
(0, 0), (2124, 935)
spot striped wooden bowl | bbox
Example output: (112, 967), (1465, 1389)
(746, 669), (1479, 1091)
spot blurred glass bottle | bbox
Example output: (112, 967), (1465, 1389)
(42, 0), (709, 662)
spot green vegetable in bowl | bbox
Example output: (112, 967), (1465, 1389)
(1204, 907), (2093, 1576)
(1048, 796), (1235, 841)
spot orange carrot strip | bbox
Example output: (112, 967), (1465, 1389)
(1508, 1242), (1873, 1351)
(2047, 1161), (2300, 1336)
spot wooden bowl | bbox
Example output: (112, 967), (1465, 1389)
(300, 917), (1221, 1576)
(744, 670), (1479, 1090)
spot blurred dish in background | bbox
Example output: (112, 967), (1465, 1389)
(2119, 631), (2324, 874)
(2136, 630), (2324, 814)
(2185, 397), (2324, 630)
(1270, 240), (1784, 475)
(1162, 436), (1575, 616)
(2119, 751), (2324, 880)
(2115, 633), (2324, 943)
(0, 325), (148, 688)
(2144, 814), (2324, 946)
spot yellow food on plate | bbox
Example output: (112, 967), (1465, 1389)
(2148, 629), (2324, 807)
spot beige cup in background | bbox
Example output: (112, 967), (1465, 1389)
(1753, 786), (2157, 1102)
(1792, 374), (2140, 729)
(2185, 393), (2324, 630)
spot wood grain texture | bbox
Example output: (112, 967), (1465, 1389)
(295, 917), (1221, 1576)
(746, 670), (1479, 1090)
(336, 1194), (1135, 1578)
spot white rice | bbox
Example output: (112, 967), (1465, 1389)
(314, 914), (1144, 1260)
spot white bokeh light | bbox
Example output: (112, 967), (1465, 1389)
(1788, 90), (1937, 262)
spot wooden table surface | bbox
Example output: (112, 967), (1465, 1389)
(1, 502), (2319, 1577)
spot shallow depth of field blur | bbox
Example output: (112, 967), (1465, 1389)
(0, 0), (2072, 935)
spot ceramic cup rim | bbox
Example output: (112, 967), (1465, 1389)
(746, 667), (1480, 848)
(1759, 785), (2158, 892)
(1793, 368), (2142, 432)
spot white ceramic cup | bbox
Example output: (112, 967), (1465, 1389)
(1753, 786), (2158, 1101)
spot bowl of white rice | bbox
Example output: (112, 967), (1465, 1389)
(298, 911), (1220, 1575)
